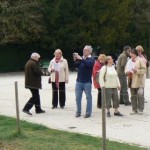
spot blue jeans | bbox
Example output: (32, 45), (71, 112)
(75, 81), (92, 115)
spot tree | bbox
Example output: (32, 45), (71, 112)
(0, 0), (47, 44)
(128, 0), (150, 57)
(44, 0), (135, 56)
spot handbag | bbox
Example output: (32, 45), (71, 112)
(48, 77), (51, 84)
(137, 87), (144, 96)
(95, 72), (99, 84)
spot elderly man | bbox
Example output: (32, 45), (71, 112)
(117, 46), (131, 106)
(74, 45), (95, 118)
(22, 52), (45, 115)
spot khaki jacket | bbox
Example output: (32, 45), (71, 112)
(125, 57), (146, 88)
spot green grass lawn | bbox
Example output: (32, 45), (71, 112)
(0, 115), (147, 150)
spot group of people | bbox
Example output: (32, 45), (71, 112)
(22, 45), (148, 118)
(93, 45), (147, 117)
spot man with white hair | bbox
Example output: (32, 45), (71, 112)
(74, 45), (95, 118)
(22, 52), (45, 115)
(136, 45), (148, 103)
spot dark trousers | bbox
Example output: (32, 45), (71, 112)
(118, 75), (129, 103)
(97, 88), (102, 107)
(52, 82), (66, 107)
(23, 89), (42, 112)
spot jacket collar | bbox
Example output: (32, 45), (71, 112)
(51, 56), (64, 62)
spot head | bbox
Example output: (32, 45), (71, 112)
(98, 54), (106, 63)
(105, 56), (114, 65)
(31, 52), (40, 61)
(130, 48), (138, 60)
(136, 45), (144, 54)
(54, 49), (62, 59)
(123, 46), (131, 57)
(83, 45), (93, 57)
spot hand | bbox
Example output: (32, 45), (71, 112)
(117, 86), (121, 90)
(76, 55), (82, 60)
(126, 71), (132, 76)
(51, 69), (55, 72)
(132, 68), (137, 73)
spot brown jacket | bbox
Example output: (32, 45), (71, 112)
(25, 59), (43, 89)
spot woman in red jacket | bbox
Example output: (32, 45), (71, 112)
(92, 54), (106, 108)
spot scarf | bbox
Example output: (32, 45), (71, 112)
(55, 58), (60, 88)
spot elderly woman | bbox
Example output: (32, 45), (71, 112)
(92, 54), (106, 109)
(136, 45), (148, 102)
(125, 48), (146, 115)
(136, 45), (148, 65)
(99, 56), (123, 117)
(48, 49), (69, 109)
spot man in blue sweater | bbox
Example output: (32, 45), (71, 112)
(74, 45), (95, 118)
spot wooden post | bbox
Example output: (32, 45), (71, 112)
(101, 87), (106, 150)
(15, 81), (20, 133)
(146, 62), (150, 79)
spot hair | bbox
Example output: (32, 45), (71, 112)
(136, 45), (144, 52)
(123, 46), (131, 51)
(98, 54), (106, 62)
(105, 55), (112, 65)
(31, 52), (40, 60)
(83, 45), (93, 53)
(130, 48), (138, 56)
(54, 49), (62, 56)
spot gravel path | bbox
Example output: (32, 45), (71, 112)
(0, 72), (150, 149)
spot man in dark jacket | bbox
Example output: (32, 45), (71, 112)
(117, 46), (131, 105)
(74, 45), (95, 118)
(23, 52), (45, 115)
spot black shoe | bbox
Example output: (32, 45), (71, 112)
(120, 101), (124, 104)
(84, 114), (91, 118)
(97, 105), (101, 109)
(114, 112), (123, 116)
(124, 101), (131, 106)
(107, 112), (111, 117)
(75, 113), (81, 118)
(52, 106), (57, 109)
(22, 109), (32, 115)
(36, 110), (45, 114)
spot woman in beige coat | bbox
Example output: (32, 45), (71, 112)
(100, 56), (123, 117)
(48, 49), (69, 109)
(125, 49), (146, 115)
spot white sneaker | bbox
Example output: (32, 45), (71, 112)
(130, 110), (138, 115)
(138, 110), (143, 115)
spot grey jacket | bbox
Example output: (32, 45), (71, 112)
(117, 52), (128, 75)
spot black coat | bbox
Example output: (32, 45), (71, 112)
(25, 59), (43, 89)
